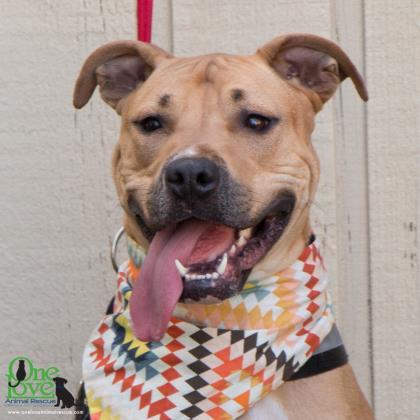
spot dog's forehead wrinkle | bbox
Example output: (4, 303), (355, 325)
(190, 54), (244, 85)
(161, 54), (230, 81)
(204, 59), (221, 84)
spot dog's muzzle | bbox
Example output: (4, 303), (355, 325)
(128, 156), (296, 303)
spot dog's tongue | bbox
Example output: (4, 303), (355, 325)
(129, 219), (234, 342)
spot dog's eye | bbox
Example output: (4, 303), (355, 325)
(136, 116), (163, 133)
(244, 114), (272, 132)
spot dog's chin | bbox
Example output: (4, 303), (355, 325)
(133, 191), (296, 304)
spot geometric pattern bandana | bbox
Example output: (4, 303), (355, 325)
(83, 236), (334, 419)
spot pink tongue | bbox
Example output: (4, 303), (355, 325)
(129, 220), (217, 342)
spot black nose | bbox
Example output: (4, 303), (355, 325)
(165, 158), (220, 202)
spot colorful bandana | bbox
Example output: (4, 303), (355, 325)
(83, 236), (334, 419)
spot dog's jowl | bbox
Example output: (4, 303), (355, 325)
(74, 34), (373, 419)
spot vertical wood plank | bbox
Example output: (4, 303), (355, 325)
(331, 0), (372, 403)
(152, 0), (173, 52)
(365, 0), (420, 417)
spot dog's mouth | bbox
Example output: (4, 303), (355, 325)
(179, 208), (294, 302)
(129, 192), (295, 342)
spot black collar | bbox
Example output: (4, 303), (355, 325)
(286, 324), (348, 381)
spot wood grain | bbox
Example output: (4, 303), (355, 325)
(331, 0), (372, 403)
(365, 0), (420, 417)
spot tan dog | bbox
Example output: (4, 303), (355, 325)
(74, 34), (373, 419)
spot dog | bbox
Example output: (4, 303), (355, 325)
(53, 377), (75, 409)
(73, 33), (373, 419)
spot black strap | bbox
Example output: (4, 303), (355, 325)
(287, 344), (348, 381)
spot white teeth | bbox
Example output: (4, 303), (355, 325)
(178, 254), (228, 281)
(240, 228), (252, 239)
(237, 227), (252, 247)
(237, 235), (247, 247)
(185, 272), (218, 281)
(229, 244), (237, 256)
(217, 253), (228, 275)
(175, 259), (188, 276)
(185, 273), (198, 281)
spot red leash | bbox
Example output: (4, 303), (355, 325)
(137, 0), (153, 42)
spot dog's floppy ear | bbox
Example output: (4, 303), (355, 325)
(257, 33), (368, 109)
(73, 41), (172, 114)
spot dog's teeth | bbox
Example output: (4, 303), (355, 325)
(217, 253), (228, 275)
(240, 227), (252, 239)
(205, 273), (212, 279)
(175, 259), (188, 276)
(212, 272), (219, 279)
(229, 244), (237, 256)
(237, 235), (247, 247)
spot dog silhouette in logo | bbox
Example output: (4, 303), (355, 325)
(8, 359), (27, 388)
(53, 377), (75, 409)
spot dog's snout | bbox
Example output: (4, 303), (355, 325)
(165, 158), (220, 202)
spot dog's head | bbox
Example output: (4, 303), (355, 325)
(53, 377), (67, 386)
(74, 34), (367, 341)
